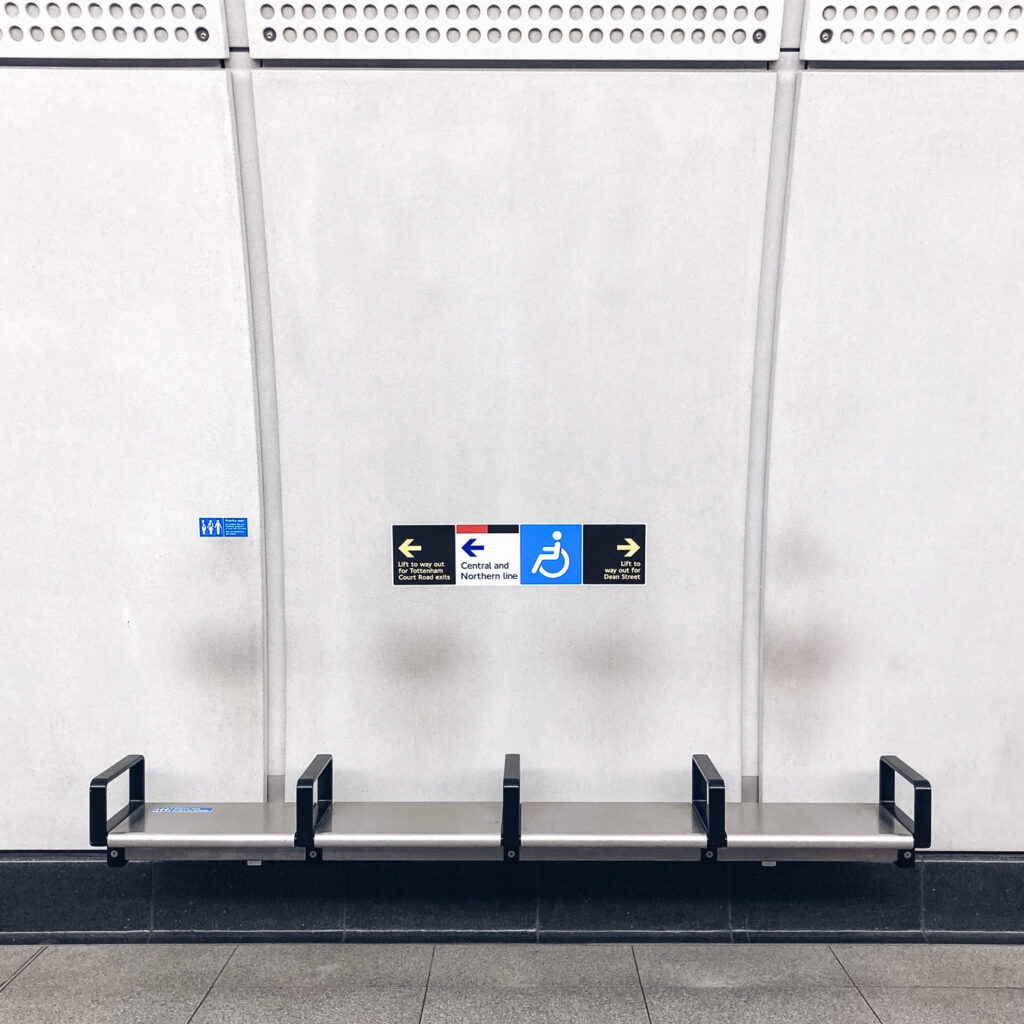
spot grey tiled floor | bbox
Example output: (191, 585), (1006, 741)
(2, 943), (1024, 1023)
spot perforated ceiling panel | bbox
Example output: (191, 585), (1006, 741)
(0, 0), (227, 58)
(247, 1), (782, 59)
(802, 1), (1023, 60)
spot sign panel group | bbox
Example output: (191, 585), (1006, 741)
(392, 524), (646, 587)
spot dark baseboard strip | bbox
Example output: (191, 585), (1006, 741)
(0, 931), (153, 945)
(343, 929), (539, 944)
(733, 930), (929, 944)
(1, 853), (1022, 943)
(925, 931), (1024, 944)
(539, 930), (733, 944)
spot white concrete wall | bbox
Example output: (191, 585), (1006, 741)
(762, 72), (1024, 850)
(253, 70), (774, 804)
(0, 56), (1022, 851)
(0, 70), (265, 848)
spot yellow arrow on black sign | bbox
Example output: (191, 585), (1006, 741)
(398, 539), (422, 559)
(616, 537), (641, 559)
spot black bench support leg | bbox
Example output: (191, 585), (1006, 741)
(880, 755), (931, 868)
(692, 754), (727, 862)
(90, 754), (145, 868)
(296, 754), (333, 861)
(502, 753), (521, 863)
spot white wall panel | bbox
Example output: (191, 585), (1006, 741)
(764, 72), (1024, 849)
(255, 70), (775, 802)
(0, 69), (264, 848)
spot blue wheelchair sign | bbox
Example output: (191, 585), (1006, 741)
(519, 524), (583, 585)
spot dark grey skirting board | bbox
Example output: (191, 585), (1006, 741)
(2, 853), (1023, 944)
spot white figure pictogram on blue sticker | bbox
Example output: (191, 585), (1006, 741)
(520, 524), (582, 585)
(530, 530), (571, 578)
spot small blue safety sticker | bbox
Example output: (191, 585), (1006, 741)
(153, 807), (214, 814)
(199, 518), (248, 538)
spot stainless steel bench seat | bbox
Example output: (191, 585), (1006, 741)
(313, 802), (503, 861)
(108, 802), (304, 862)
(520, 802), (710, 861)
(720, 802), (914, 863)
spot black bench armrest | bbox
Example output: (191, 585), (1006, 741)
(502, 753), (521, 859)
(295, 754), (333, 849)
(90, 755), (145, 847)
(880, 755), (931, 849)
(691, 754), (727, 848)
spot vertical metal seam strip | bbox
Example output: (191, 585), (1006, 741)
(226, 53), (288, 800)
(740, 50), (802, 801)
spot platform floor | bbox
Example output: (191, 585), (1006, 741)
(2, 942), (1023, 1023)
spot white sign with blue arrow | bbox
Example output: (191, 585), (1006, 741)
(455, 524), (521, 586)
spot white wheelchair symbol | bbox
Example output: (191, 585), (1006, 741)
(531, 530), (570, 579)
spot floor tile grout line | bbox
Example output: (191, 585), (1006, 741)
(836, 985), (1024, 991)
(829, 945), (884, 1024)
(0, 945), (47, 994)
(418, 945), (436, 1024)
(631, 945), (654, 1024)
(185, 945), (237, 1024)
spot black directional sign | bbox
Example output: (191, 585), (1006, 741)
(392, 525), (456, 586)
(582, 524), (646, 585)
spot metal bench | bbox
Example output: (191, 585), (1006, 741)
(90, 755), (306, 866)
(299, 754), (513, 862)
(91, 753), (929, 867)
(720, 757), (931, 866)
(518, 755), (725, 862)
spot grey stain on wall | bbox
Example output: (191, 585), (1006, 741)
(772, 530), (832, 582)
(376, 627), (466, 684)
(184, 628), (262, 682)
(763, 623), (844, 685)
(557, 627), (661, 686)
